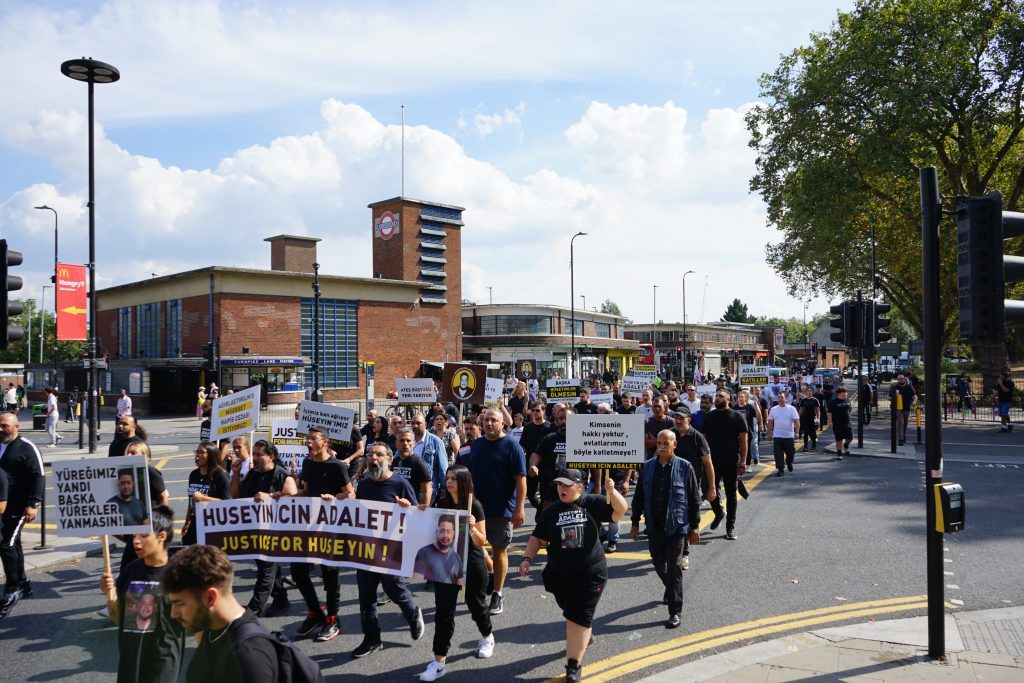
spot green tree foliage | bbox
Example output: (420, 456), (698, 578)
(746, 0), (1024, 391)
(752, 316), (814, 345)
(722, 298), (753, 323)
(599, 299), (622, 316)
(0, 298), (87, 365)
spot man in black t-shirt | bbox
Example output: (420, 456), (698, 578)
(520, 401), (553, 511)
(530, 408), (570, 509)
(163, 544), (323, 683)
(231, 440), (298, 617)
(108, 415), (144, 457)
(392, 428), (432, 508)
(828, 387), (853, 459)
(351, 443), (424, 659)
(574, 389), (599, 415)
(644, 398), (675, 459)
(701, 392), (748, 540)
(797, 386), (820, 451)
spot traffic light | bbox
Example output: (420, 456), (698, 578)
(1, 240), (24, 350)
(203, 341), (216, 369)
(829, 303), (847, 346)
(820, 344), (828, 361)
(829, 301), (863, 348)
(870, 301), (891, 347)
(810, 342), (817, 356)
(956, 191), (1024, 339)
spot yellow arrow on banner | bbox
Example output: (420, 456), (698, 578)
(61, 306), (88, 315)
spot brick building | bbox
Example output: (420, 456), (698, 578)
(78, 196), (464, 414)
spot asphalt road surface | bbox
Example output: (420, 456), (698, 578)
(3, 417), (1022, 682)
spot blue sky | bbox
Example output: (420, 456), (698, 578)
(1, 0), (855, 325)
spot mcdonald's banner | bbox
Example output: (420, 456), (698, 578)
(56, 262), (88, 341)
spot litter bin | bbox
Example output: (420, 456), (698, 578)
(32, 403), (47, 430)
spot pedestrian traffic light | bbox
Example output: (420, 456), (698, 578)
(956, 191), (1024, 339)
(829, 303), (847, 346)
(829, 300), (862, 348)
(811, 342), (817, 356)
(1, 240), (24, 350)
(870, 301), (891, 347)
(203, 341), (216, 369)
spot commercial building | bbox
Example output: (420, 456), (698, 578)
(625, 321), (773, 378)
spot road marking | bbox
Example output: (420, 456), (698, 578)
(943, 442), (1021, 448)
(566, 595), (945, 683)
(154, 457), (171, 469)
(971, 463), (1021, 469)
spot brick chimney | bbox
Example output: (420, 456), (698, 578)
(264, 235), (321, 273)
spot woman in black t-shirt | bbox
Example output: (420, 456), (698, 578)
(518, 468), (627, 683)
(416, 464), (494, 681)
(181, 440), (231, 545)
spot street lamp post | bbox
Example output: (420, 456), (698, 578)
(312, 262), (321, 402)
(40, 286), (52, 372)
(569, 231), (587, 377)
(580, 294), (586, 312)
(803, 300), (810, 363)
(653, 284), (658, 374)
(62, 57), (120, 454)
(35, 205), (59, 387)
(682, 270), (694, 383)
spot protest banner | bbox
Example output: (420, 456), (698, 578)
(546, 378), (581, 404)
(739, 364), (769, 390)
(565, 414), (645, 468)
(270, 419), (306, 476)
(620, 375), (650, 397)
(209, 385), (261, 441)
(629, 364), (657, 380)
(196, 498), (469, 584)
(395, 378), (437, 405)
(514, 359), (537, 380)
(588, 392), (614, 407)
(483, 377), (504, 407)
(52, 456), (152, 537)
(441, 363), (487, 404)
(694, 383), (719, 397)
(297, 401), (356, 447)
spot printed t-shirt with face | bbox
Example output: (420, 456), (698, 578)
(533, 494), (614, 577)
(533, 430), (566, 491)
(391, 454), (431, 501)
(299, 456), (351, 497)
(115, 559), (185, 683)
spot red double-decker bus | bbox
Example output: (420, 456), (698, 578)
(639, 343), (655, 365)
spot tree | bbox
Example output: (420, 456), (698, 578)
(0, 298), (88, 365)
(746, 0), (1024, 394)
(752, 316), (814, 345)
(722, 298), (753, 323)
(599, 299), (622, 316)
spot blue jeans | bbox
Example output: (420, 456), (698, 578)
(605, 520), (620, 543)
(749, 435), (759, 463)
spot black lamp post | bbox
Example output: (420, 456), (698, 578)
(35, 205), (59, 389)
(312, 261), (321, 401)
(569, 231), (587, 377)
(682, 270), (694, 382)
(61, 57), (119, 454)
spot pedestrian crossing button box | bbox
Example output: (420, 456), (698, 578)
(934, 483), (965, 534)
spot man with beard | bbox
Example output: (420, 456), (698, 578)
(644, 398), (674, 460)
(107, 470), (147, 526)
(108, 415), (145, 457)
(615, 394), (635, 415)
(529, 408), (571, 510)
(162, 544), (323, 683)
(671, 406), (716, 570)
(351, 443), (424, 658)
(701, 391), (748, 541)
(520, 401), (553, 512)
(0, 412), (43, 621)
(574, 389), (599, 415)
(413, 514), (463, 584)
(393, 428), (433, 508)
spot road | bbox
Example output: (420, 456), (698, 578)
(2, 415), (1022, 682)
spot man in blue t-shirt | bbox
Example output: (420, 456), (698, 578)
(468, 407), (526, 616)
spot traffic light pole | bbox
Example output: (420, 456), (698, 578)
(856, 290), (864, 450)
(920, 167), (945, 660)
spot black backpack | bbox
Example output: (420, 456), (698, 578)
(232, 619), (325, 683)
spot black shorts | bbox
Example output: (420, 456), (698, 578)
(833, 423), (853, 440)
(542, 566), (607, 628)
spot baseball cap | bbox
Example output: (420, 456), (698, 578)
(672, 404), (691, 418)
(553, 468), (584, 486)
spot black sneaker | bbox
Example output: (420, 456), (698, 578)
(725, 529), (737, 540)
(376, 590), (391, 606)
(606, 542), (618, 553)
(264, 596), (290, 617)
(410, 606), (425, 641)
(488, 592), (504, 615)
(709, 511), (725, 530)
(666, 614), (681, 629)
(0, 588), (22, 621)
(787, 462), (793, 472)
(776, 469), (784, 477)
(565, 663), (583, 683)
(315, 616), (341, 642)
(352, 638), (383, 658)
(296, 609), (325, 638)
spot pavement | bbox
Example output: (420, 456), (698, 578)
(9, 411), (1024, 681)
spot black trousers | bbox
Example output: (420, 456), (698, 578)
(647, 528), (686, 615)
(773, 438), (796, 470)
(248, 560), (289, 614)
(432, 557), (491, 657)
(291, 562), (340, 616)
(800, 420), (817, 447)
(0, 513), (27, 591)
(710, 463), (739, 531)
(356, 569), (418, 642)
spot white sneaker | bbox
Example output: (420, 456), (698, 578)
(419, 660), (446, 681)
(477, 633), (495, 658)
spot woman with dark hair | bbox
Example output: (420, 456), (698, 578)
(431, 412), (461, 466)
(367, 415), (393, 449)
(416, 464), (494, 681)
(181, 440), (230, 545)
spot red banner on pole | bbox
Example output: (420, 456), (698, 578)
(56, 263), (88, 341)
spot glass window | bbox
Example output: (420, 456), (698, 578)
(136, 303), (160, 358)
(593, 322), (611, 338)
(301, 298), (358, 389)
(165, 299), (181, 356)
(478, 315), (552, 335)
(118, 307), (132, 358)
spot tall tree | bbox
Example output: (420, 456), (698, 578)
(747, 0), (1024, 393)
(722, 298), (753, 323)
(599, 299), (622, 316)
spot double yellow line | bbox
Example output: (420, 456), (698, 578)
(553, 594), (950, 683)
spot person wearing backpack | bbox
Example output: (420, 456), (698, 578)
(162, 544), (324, 683)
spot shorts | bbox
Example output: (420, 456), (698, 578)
(999, 402), (1012, 418)
(485, 518), (513, 550)
(833, 424), (853, 441)
(543, 567), (607, 628)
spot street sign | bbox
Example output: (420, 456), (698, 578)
(878, 342), (900, 357)
(82, 358), (107, 369)
(908, 339), (925, 355)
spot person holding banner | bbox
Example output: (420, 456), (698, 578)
(182, 441), (231, 546)
(519, 468), (627, 683)
(417, 464), (495, 681)
(352, 443), (425, 658)
(230, 439), (297, 617)
(0, 413), (43, 621)
(287, 426), (353, 643)
(99, 505), (184, 683)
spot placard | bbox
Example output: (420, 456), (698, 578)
(546, 378), (581, 404)
(209, 385), (261, 441)
(565, 414), (645, 468)
(515, 359), (538, 380)
(739, 364), (769, 389)
(395, 378), (437, 405)
(440, 363), (487, 404)
(589, 392), (614, 407)
(270, 419), (307, 476)
(297, 401), (356, 447)
(52, 456), (152, 537)
(483, 377), (504, 407)
(621, 375), (650, 397)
